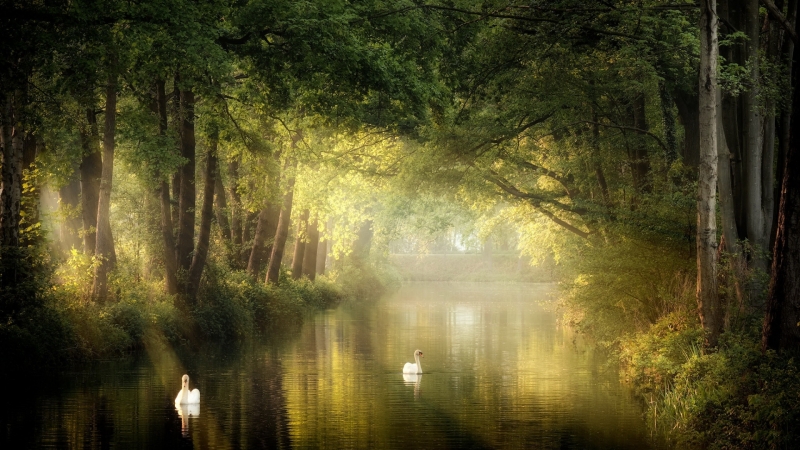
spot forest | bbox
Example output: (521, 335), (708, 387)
(2, 0), (800, 448)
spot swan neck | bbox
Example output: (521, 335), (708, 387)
(415, 354), (422, 373)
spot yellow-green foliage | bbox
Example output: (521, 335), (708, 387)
(621, 319), (800, 449)
(562, 236), (695, 344)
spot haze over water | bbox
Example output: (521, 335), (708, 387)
(2, 282), (658, 449)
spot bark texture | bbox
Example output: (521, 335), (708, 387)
(0, 93), (23, 251)
(187, 137), (218, 300)
(316, 238), (327, 276)
(228, 157), (243, 249)
(59, 168), (82, 252)
(302, 218), (320, 281)
(92, 70), (118, 302)
(175, 88), (196, 274)
(762, 38), (800, 352)
(247, 202), (280, 277)
(743, 0), (766, 257)
(675, 90), (701, 168)
(697, 0), (722, 348)
(265, 159), (297, 285)
(214, 174), (231, 243)
(80, 109), (102, 255)
(291, 209), (310, 280)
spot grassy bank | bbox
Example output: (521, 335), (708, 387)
(617, 313), (800, 449)
(0, 253), (398, 373)
(556, 236), (800, 448)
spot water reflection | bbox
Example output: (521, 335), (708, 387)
(175, 403), (199, 437)
(1, 282), (662, 449)
(402, 374), (422, 399)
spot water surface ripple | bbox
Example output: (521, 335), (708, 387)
(1, 282), (661, 449)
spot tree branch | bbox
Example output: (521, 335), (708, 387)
(579, 120), (671, 156)
(762, 0), (799, 44)
(483, 171), (591, 239)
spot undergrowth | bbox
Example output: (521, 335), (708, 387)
(0, 251), (395, 371)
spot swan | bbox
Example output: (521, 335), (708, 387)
(175, 374), (201, 404)
(402, 349), (423, 374)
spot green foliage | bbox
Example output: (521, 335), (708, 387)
(328, 262), (401, 303)
(561, 236), (696, 344)
(621, 320), (800, 449)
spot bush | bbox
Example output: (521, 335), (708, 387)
(620, 320), (800, 449)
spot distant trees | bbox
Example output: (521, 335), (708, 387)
(0, 0), (444, 313)
(2, 0), (800, 355)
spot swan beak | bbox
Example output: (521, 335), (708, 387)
(420, 352), (423, 358)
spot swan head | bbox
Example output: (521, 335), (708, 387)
(414, 349), (423, 358)
(182, 374), (189, 389)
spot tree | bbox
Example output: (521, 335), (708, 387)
(91, 62), (119, 302)
(697, 0), (722, 347)
(762, 10), (800, 351)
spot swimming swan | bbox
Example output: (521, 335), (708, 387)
(403, 349), (423, 374)
(175, 374), (201, 404)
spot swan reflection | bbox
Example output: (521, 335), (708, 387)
(403, 373), (422, 398)
(175, 402), (200, 436)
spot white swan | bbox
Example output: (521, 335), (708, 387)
(175, 374), (201, 404)
(402, 349), (423, 374)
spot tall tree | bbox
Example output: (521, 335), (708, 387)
(697, 0), (723, 347)
(186, 133), (218, 300)
(265, 159), (298, 285)
(175, 85), (196, 275)
(302, 218), (320, 280)
(291, 209), (310, 280)
(91, 64), (118, 302)
(743, 0), (766, 267)
(762, 4), (800, 352)
(80, 109), (102, 255)
(154, 79), (179, 295)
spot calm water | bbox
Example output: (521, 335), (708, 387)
(1, 282), (660, 449)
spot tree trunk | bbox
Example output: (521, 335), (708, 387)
(159, 181), (179, 295)
(352, 220), (374, 266)
(302, 218), (320, 280)
(265, 159), (298, 285)
(246, 153), (283, 277)
(0, 93), (23, 250)
(590, 110), (611, 205)
(154, 79), (178, 296)
(241, 199), (258, 267)
(698, 0), (723, 348)
(175, 88), (196, 275)
(59, 167), (82, 252)
(291, 209), (310, 280)
(772, 0), (798, 251)
(228, 157), (243, 249)
(674, 89), (701, 169)
(631, 93), (652, 193)
(659, 82), (679, 163)
(187, 135), (218, 301)
(762, 51), (800, 352)
(247, 202), (280, 277)
(718, 87), (740, 255)
(743, 0), (766, 259)
(214, 174), (231, 243)
(92, 69), (118, 303)
(316, 229), (327, 276)
(80, 108), (102, 256)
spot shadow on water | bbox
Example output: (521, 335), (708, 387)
(0, 282), (666, 449)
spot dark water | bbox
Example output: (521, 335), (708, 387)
(1, 282), (661, 449)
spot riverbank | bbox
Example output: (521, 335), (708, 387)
(0, 260), (399, 373)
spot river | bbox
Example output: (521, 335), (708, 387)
(1, 282), (660, 449)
